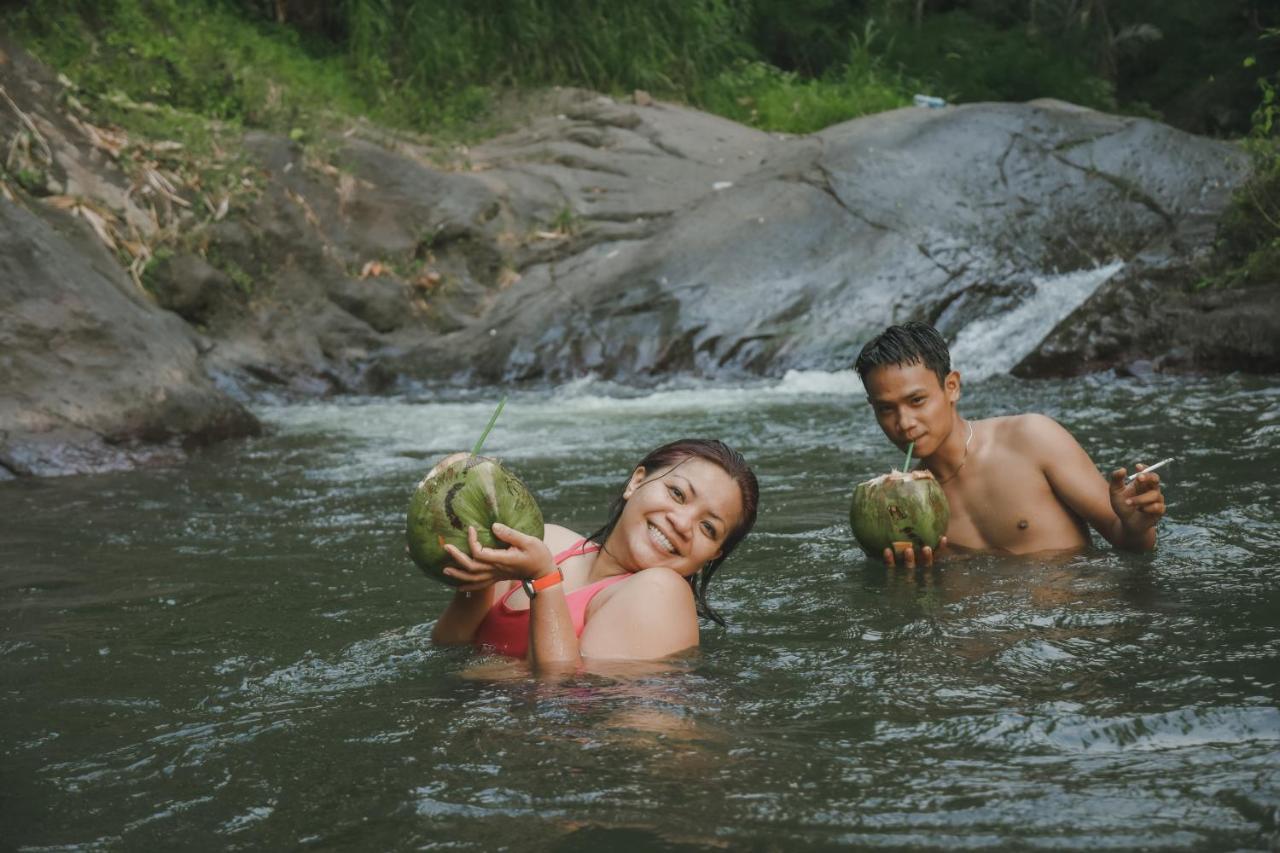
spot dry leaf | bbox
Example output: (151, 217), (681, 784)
(286, 188), (321, 230)
(412, 270), (442, 291)
(76, 205), (117, 250)
(360, 260), (391, 279)
(120, 239), (149, 259)
(45, 194), (79, 210)
(69, 115), (125, 158)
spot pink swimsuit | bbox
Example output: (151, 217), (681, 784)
(473, 539), (629, 658)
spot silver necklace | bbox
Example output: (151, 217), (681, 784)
(936, 419), (974, 485)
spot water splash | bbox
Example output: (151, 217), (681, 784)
(950, 261), (1125, 381)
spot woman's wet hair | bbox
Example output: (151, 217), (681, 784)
(854, 321), (951, 386)
(588, 438), (759, 626)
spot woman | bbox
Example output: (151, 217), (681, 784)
(431, 439), (759, 669)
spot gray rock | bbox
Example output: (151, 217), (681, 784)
(1, 36), (1273, 479)
(0, 197), (259, 477)
(145, 252), (239, 324)
(390, 99), (1253, 381)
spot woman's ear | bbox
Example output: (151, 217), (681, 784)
(623, 466), (647, 500)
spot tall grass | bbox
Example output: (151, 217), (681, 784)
(6, 0), (368, 142)
(1207, 56), (1280, 288)
(698, 23), (914, 134)
(343, 0), (753, 127)
(7, 0), (1265, 142)
(875, 9), (1117, 111)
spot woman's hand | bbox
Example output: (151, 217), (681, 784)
(442, 523), (557, 592)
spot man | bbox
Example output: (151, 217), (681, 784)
(854, 322), (1166, 567)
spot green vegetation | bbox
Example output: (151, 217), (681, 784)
(877, 9), (1118, 112)
(6, 1), (1277, 139)
(547, 206), (584, 237)
(4, 1), (1276, 295)
(701, 25), (914, 134)
(4, 0), (367, 146)
(341, 0), (751, 129)
(1205, 40), (1280, 289)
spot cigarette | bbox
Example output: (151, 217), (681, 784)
(1124, 457), (1174, 485)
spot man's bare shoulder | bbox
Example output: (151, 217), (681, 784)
(988, 413), (1073, 445)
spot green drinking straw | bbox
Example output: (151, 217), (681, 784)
(902, 440), (914, 472)
(470, 394), (508, 458)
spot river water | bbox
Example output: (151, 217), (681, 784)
(2, 371), (1278, 850)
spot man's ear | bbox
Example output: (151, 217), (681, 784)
(623, 466), (648, 499)
(945, 370), (961, 403)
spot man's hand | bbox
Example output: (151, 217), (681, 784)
(882, 536), (948, 568)
(442, 523), (556, 592)
(1108, 463), (1166, 540)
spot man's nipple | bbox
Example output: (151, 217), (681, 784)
(1017, 519), (1029, 530)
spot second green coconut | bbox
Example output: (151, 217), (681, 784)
(849, 469), (950, 559)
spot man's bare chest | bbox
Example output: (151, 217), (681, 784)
(944, 463), (1088, 552)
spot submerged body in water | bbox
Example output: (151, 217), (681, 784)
(433, 441), (758, 668)
(856, 323), (1167, 565)
(0, 371), (1276, 849)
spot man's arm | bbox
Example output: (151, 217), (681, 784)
(1020, 415), (1165, 552)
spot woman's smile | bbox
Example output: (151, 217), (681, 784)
(608, 457), (744, 577)
(647, 522), (678, 554)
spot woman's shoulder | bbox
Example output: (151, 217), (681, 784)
(543, 523), (587, 551)
(595, 567), (696, 612)
(581, 568), (699, 657)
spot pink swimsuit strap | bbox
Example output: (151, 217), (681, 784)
(552, 538), (601, 565)
(473, 538), (629, 658)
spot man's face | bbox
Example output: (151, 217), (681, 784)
(863, 361), (960, 458)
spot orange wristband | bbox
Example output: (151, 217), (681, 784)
(521, 569), (563, 599)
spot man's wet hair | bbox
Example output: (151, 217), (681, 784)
(854, 321), (951, 386)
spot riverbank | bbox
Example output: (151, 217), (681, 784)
(1, 36), (1277, 477)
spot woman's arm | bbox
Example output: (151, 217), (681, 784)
(430, 582), (509, 646)
(442, 525), (699, 671)
(441, 524), (580, 672)
(431, 525), (578, 647)
(523, 565), (700, 670)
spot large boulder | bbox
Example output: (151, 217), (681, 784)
(387, 96), (1254, 382)
(0, 199), (259, 477)
(0, 35), (1272, 479)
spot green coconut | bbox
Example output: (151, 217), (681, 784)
(849, 469), (950, 559)
(406, 452), (545, 586)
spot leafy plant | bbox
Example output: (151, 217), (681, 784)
(698, 24), (913, 133)
(874, 8), (1117, 111)
(1202, 33), (1280, 289)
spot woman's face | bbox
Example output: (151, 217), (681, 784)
(611, 457), (745, 577)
